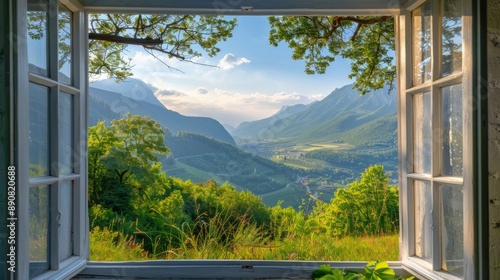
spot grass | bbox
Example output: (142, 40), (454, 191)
(90, 226), (399, 262)
(90, 226), (150, 261)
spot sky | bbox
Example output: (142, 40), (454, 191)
(119, 16), (354, 127)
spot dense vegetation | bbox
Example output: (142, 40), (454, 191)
(89, 115), (399, 261)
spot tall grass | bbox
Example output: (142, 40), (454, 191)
(90, 212), (399, 262)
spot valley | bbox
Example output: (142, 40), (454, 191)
(88, 78), (398, 209)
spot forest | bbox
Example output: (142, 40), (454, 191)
(89, 115), (400, 261)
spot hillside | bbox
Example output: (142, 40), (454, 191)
(164, 132), (297, 196)
(89, 82), (235, 145)
(232, 84), (397, 145)
(233, 103), (311, 140)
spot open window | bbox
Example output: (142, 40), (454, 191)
(16, 0), (89, 278)
(397, 0), (474, 279)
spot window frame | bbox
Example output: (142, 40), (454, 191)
(397, 0), (475, 279)
(17, 0), (89, 278)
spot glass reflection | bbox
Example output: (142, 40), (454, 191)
(442, 84), (463, 176)
(412, 1), (432, 85)
(60, 181), (74, 260)
(27, 0), (49, 76)
(414, 180), (432, 261)
(29, 83), (50, 177)
(58, 4), (72, 84)
(441, 0), (463, 77)
(413, 92), (432, 174)
(59, 93), (74, 174)
(29, 185), (50, 279)
(441, 185), (464, 278)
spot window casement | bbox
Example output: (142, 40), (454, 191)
(397, 0), (474, 279)
(17, 0), (88, 279)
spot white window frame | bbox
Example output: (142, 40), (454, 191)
(16, 0), (88, 279)
(397, 0), (474, 279)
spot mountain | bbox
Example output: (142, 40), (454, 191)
(90, 78), (165, 108)
(232, 84), (396, 144)
(164, 132), (296, 195)
(233, 103), (310, 139)
(89, 79), (235, 145)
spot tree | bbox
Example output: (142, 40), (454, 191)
(316, 165), (399, 236)
(101, 113), (169, 185)
(268, 16), (395, 94)
(88, 14), (237, 80)
(88, 114), (171, 212)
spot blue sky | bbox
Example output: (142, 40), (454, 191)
(124, 16), (354, 127)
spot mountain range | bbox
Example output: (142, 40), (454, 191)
(232, 84), (397, 145)
(89, 78), (235, 145)
(87, 78), (398, 208)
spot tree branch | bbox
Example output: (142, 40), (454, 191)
(89, 33), (163, 46)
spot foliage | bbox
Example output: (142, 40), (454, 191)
(88, 14), (237, 80)
(268, 16), (395, 94)
(312, 262), (413, 280)
(88, 114), (170, 213)
(309, 165), (399, 237)
(90, 226), (150, 261)
(88, 116), (400, 262)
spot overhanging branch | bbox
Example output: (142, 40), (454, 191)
(89, 33), (163, 46)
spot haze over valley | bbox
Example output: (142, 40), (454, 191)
(89, 78), (397, 209)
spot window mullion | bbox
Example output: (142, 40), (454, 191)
(50, 182), (61, 270)
(431, 181), (442, 270)
(48, 0), (58, 81)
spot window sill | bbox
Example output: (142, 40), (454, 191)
(33, 257), (86, 280)
(73, 260), (410, 279)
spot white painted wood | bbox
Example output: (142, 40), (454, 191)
(400, 0), (474, 278)
(16, 0), (31, 277)
(76, 260), (411, 279)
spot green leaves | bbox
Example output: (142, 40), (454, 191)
(269, 16), (395, 95)
(88, 14), (236, 80)
(314, 165), (399, 237)
(312, 262), (413, 280)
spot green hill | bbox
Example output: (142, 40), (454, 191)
(164, 132), (297, 196)
(232, 84), (397, 145)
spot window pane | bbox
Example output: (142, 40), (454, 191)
(441, 184), (464, 278)
(60, 181), (74, 260)
(414, 180), (432, 261)
(59, 93), (74, 174)
(29, 185), (50, 279)
(412, 1), (432, 86)
(27, 0), (48, 76)
(29, 83), (50, 177)
(442, 84), (463, 176)
(58, 4), (72, 84)
(413, 92), (432, 174)
(441, 0), (462, 77)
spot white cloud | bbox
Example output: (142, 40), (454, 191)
(154, 89), (186, 97)
(195, 87), (209, 94)
(217, 53), (251, 70)
(154, 88), (324, 127)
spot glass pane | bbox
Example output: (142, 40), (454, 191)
(60, 181), (74, 260)
(29, 185), (50, 278)
(441, 184), (464, 278)
(59, 93), (74, 174)
(29, 83), (50, 177)
(413, 92), (432, 174)
(58, 4), (72, 84)
(441, 0), (462, 77)
(27, 0), (49, 76)
(414, 180), (432, 261)
(412, 1), (432, 86)
(442, 84), (463, 176)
